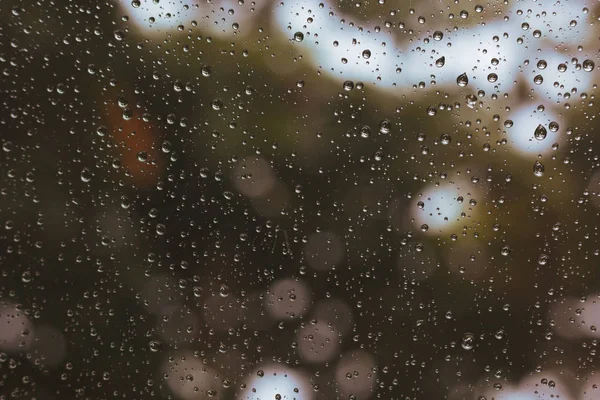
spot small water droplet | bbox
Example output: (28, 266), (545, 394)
(533, 160), (545, 177)
(80, 168), (92, 183)
(360, 125), (371, 138)
(461, 332), (474, 350)
(379, 119), (391, 134)
(149, 340), (161, 352)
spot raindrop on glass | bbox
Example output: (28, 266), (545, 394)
(456, 73), (469, 87)
(534, 125), (547, 141)
(533, 160), (545, 177)
(461, 333), (474, 350)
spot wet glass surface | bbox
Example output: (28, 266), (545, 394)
(1, 1), (600, 399)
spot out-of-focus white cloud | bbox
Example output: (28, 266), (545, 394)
(239, 364), (313, 400)
(119, 0), (269, 37)
(273, 0), (596, 120)
(119, 0), (196, 34)
(509, 0), (591, 45)
(410, 176), (482, 234)
(521, 50), (595, 103)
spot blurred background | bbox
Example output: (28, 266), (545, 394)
(1, 0), (600, 399)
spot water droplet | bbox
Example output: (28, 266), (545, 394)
(433, 31), (443, 41)
(583, 59), (595, 72)
(343, 80), (354, 91)
(293, 32), (304, 42)
(534, 125), (547, 140)
(435, 56), (445, 68)
(487, 73), (498, 83)
(360, 125), (371, 138)
(21, 271), (31, 283)
(533, 160), (545, 177)
(80, 168), (92, 183)
(537, 60), (547, 70)
(137, 151), (148, 162)
(456, 73), (469, 87)
(149, 340), (161, 352)
(201, 65), (212, 77)
(362, 49), (371, 59)
(533, 75), (544, 85)
(379, 119), (391, 134)
(219, 284), (230, 297)
(96, 126), (108, 137)
(461, 332), (474, 350)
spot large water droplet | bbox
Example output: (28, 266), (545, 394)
(537, 60), (547, 70)
(583, 59), (595, 72)
(435, 56), (445, 68)
(534, 125), (547, 140)
(456, 73), (468, 87)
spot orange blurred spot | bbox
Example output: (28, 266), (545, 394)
(104, 95), (164, 189)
